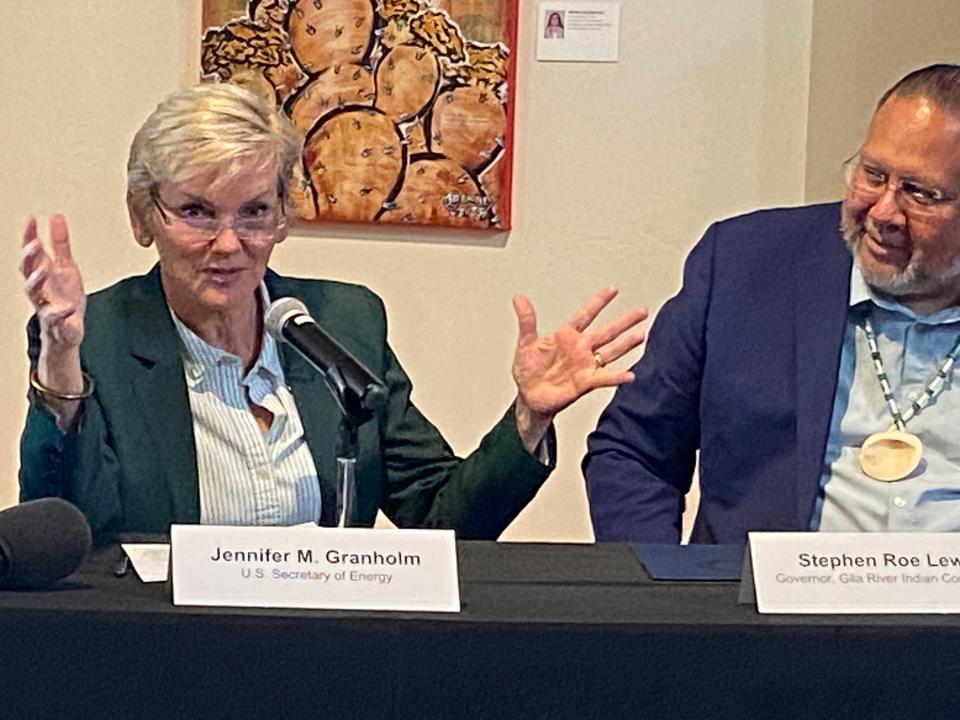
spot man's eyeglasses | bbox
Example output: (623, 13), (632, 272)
(844, 155), (957, 216)
(151, 188), (285, 244)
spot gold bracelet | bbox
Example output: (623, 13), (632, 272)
(30, 370), (95, 401)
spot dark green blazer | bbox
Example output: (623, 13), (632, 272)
(20, 267), (551, 542)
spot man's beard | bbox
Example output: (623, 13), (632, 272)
(840, 206), (960, 300)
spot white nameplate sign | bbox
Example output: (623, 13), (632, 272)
(536, 1), (621, 63)
(170, 525), (460, 612)
(743, 532), (960, 614)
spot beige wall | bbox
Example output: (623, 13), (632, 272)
(805, 0), (960, 202)
(1, 1), (953, 541)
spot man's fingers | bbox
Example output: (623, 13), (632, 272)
(567, 286), (618, 332)
(513, 294), (538, 343)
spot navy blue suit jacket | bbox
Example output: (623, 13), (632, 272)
(584, 203), (853, 543)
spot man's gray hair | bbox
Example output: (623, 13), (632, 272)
(127, 82), (300, 216)
(877, 63), (960, 117)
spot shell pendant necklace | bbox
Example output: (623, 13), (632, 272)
(858, 317), (960, 481)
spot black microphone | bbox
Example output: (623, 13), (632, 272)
(265, 297), (387, 423)
(0, 498), (92, 590)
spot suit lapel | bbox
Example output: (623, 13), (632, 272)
(126, 268), (201, 523)
(794, 232), (852, 527)
(266, 273), (340, 526)
(117, 269), (349, 525)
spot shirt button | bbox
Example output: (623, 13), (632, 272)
(893, 496), (906, 509)
(189, 367), (202, 380)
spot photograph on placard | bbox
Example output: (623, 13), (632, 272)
(543, 10), (565, 39)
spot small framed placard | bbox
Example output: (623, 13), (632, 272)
(741, 532), (960, 614)
(171, 525), (460, 612)
(536, 1), (620, 63)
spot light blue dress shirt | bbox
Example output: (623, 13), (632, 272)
(171, 288), (322, 526)
(812, 267), (960, 531)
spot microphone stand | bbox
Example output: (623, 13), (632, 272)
(336, 419), (359, 529)
(321, 365), (386, 528)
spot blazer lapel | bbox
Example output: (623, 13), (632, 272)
(126, 268), (201, 523)
(266, 273), (340, 525)
(794, 237), (852, 527)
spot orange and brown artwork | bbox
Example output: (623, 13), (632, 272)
(201, 0), (518, 229)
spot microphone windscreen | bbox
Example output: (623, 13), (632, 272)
(264, 297), (309, 341)
(0, 498), (92, 589)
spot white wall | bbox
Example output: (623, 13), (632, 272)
(6, 0), (948, 541)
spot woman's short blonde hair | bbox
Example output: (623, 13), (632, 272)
(127, 82), (300, 216)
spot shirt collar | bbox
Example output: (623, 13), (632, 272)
(848, 263), (960, 326)
(171, 282), (284, 386)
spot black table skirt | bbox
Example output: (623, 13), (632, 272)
(2, 542), (958, 720)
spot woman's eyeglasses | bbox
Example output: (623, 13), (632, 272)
(151, 189), (285, 244)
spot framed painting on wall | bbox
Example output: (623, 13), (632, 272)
(201, 0), (519, 230)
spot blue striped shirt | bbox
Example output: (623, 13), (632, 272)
(171, 289), (322, 526)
